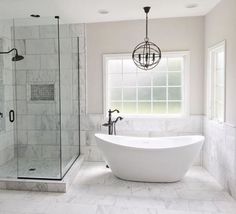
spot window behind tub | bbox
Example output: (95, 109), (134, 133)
(104, 52), (190, 117)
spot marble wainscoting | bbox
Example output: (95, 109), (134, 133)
(80, 115), (203, 163)
(203, 117), (236, 199)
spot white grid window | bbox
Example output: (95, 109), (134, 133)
(208, 41), (226, 122)
(104, 52), (189, 116)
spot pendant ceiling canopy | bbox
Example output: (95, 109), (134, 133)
(132, 6), (161, 70)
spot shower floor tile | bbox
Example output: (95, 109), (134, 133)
(0, 162), (235, 214)
(0, 158), (60, 179)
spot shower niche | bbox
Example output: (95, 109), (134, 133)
(0, 16), (80, 180)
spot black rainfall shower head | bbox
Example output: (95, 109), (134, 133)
(0, 48), (24, 62)
(12, 54), (24, 62)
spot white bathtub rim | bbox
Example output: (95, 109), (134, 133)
(95, 133), (204, 151)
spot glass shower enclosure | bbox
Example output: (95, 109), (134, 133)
(0, 16), (80, 180)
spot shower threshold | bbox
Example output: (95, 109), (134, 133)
(0, 155), (84, 193)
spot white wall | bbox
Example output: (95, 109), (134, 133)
(87, 17), (205, 115)
(203, 0), (236, 199)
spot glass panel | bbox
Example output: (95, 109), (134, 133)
(215, 85), (224, 102)
(0, 19), (17, 179)
(155, 58), (167, 72)
(153, 102), (167, 114)
(137, 73), (151, 86)
(123, 88), (136, 100)
(123, 102), (136, 113)
(138, 102), (151, 114)
(216, 70), (224, 85)
(14, 17), (62, 179)
(108, 59), (122, 73)
(168, 57), (182, 71)
(153, 72), (167, 86)
(108, 74), (122, 87)
(60, 22), (80, 177)
(109, 88), (122, 100)
(216, 51), (224, 69)
(168, 72), (182, 86)
(110, 101), (122, 111)
(123, 73), (136, 86)
(153, 88), (166, 100)
(123, 59), (136, 73)
(138, 88), (151, 100)
(168, 87), (182, 100)
(168, 102), (182, 114)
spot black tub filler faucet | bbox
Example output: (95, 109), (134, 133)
(102, 109), (123, 135)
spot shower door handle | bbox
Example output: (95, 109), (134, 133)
(9, 110), (15, 123)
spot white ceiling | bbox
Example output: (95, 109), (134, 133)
(0, 0), (221, 23)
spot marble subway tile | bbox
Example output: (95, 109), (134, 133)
(14, 26), (40, 39)
(26, 39), (57, 54)
(40, 54), (59, 70)
(39, 25), (58, 38)
(16, 55), (41, 70)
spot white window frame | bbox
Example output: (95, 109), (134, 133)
(103, 51), (190, 118)
(207, 40), (226, 123)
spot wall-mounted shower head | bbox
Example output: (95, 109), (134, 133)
(0, 48), (24, 62)
(12, 54), (24, 62)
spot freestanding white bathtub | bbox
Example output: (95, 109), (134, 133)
(95, 134), (204, 182)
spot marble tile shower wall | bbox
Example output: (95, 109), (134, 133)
(14, 24), (85, 163)
(0, 22), (15, 166)
(203, 117), (236, 199)
(81, 115), (203, 164)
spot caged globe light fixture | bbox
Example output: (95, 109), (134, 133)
(132, 6), (161, 70)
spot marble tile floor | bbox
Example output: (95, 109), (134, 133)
(0, 162), (236, 214)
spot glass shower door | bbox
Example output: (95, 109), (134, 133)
(14, 17), (61, 179)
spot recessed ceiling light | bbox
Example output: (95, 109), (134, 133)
(98, 9), (109, 15)
(186, 3), (198, 9)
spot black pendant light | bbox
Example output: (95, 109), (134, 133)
(132, 6), (161, 70)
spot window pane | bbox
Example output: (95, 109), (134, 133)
(153, 88), (166, 100)
(123, 59), (136, 73)
(137, 73), (151, 86)
(108, 59), (122, 73)
(216, 70), (224, 85)
(138, 88), (151, 100)
(123, 88), (136, 100)
(168, 87), (181, 100)
(138, 102), (151, 114)
(123, 102), (136, 113)
(110, 102), (122, 111)
(216, 52), (224, 69)
(153, 72), (167, 86)
(108, 74), (122, 87)
(153, 102), (167, 114)
(123, 73), (136, 86)
(155, 58), (167, 72)
(215, 86), (224, 102)
(168, 102), (181, 114)
(109, 88), (122, 100)
(168, 72), (181, 86)
(215, 102), (224, 121)
(168, 57), (182, 71)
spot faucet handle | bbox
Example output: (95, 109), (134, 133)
(102, 123), (109, 127)
(109, 109), (120, 114)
